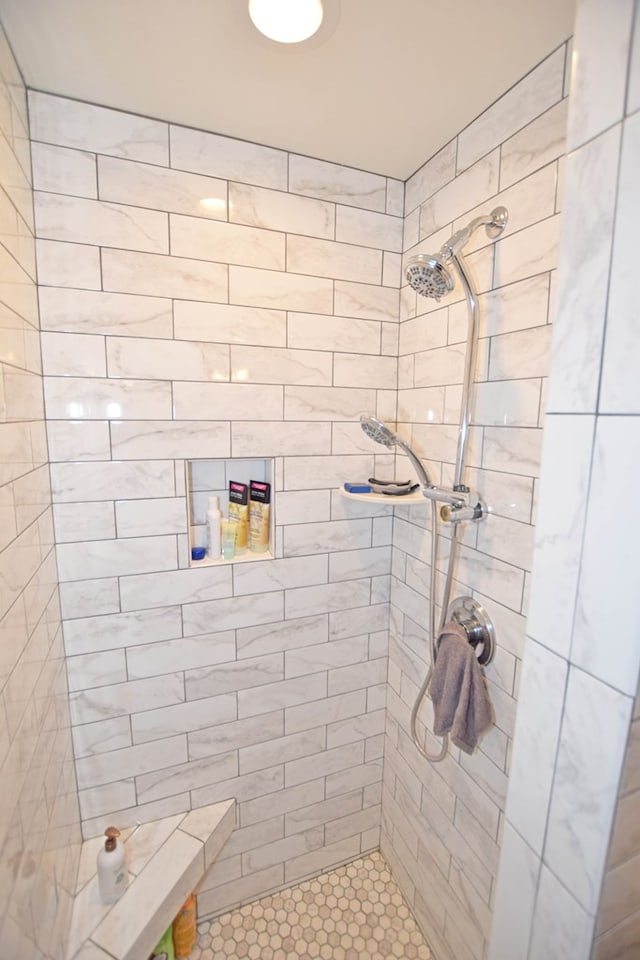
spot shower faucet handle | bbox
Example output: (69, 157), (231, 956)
(439, 495), (485, 524)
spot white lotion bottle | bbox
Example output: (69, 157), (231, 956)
(207, 495), (222, 560)
(97, 826), (127, 904)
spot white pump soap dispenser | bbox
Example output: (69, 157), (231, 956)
(97, 826), (127, 904)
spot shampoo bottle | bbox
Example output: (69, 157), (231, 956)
(206, 496), (221, 560)
(249, 481), (271, 553)
(97, 826), (127, 904)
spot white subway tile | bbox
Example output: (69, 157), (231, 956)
(336, 205), (403, 252)
(332, 353), (397, 389)
(98, 155), (227, 218)
(289, 155), (386, 212)
(405, 141), (456, 215)
(183, 591), (284, 636)
(500, 99), (568, 189)
(120, 564), (232, 611)
(57, 535), (176, 582)
(238, 673), (326, 720)
(420, 151), (500, 238)
(102, 248), (227, 301)
(283, 519), (372, 558)
(325, 760), (382, 799)
(41, 331), (106, 378)
(329, 546), (392, 582)
(47, 420), (111, 461)
(107, 336), (229, 381)
(231, 421), (331, 458)
(285, 690), (366, 735)
(243, 825), (324, 875)
(567, 0), (635, 150)
(51, 460), (174, 502)
(73, 716), (132, 759)
(289, 313), (380, 355)
(173, 381), (282, 420)
(528, 865), (595, 960)
(131, 694), (237, 744)
(79, 779), (137, 822)
(458, 48), (564, 172)
(35, 192), (168, 253)
(494, 214), (562, 288)
(285, 635), (369, 680)
(39, 287), (173, 338)
(239, 727), (325, 776)
(53, 501), (115, 543)
(115, 497), (187, 538)
(229, 182), (333, 239)
(233, 556), (328, 596)
(127, 630), (235, 680)
(189, 712), (283, 762)
(334, 280), (399, 322)
(236, 614), (328, 660)
(76, 735), (187, 789)
(488, 821), (540, 960)
(111, 420), (230, 459)
(69, 672), (184, 725)
(136, 750), (238, 804)
(287, 235), (382, 285)
(170, 213), (285, 270)
(174, 300), (286, 347)
(285, 741), (363, 789)
(284, 386), (375, 422)
(170, 125), (287, 189)
(285, 579), (371, 619)
(32, 141), (97, 197)
(36, 238), (101, 289)
(483, 426), (543, 478)
(474, 380), (541, 428)
(230, 345), (332, 386)
(67, 648), (126, 692)
(29, 91), (168, 163)
(44, 376), (172, 420)
(64, 607), (182, 656)
(59, 577), (120, 620)
(229, 264), (333, 313)
(186, 653), (283, 701)
(241, 778), (325, 827)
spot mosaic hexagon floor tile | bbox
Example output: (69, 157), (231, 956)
(192, 851), (432, 960)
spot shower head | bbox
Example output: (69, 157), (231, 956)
(405, 205), (508, 300)
(359, 414), (431, 487)
(405, 255), (455, 301)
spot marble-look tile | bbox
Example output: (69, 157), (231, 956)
(35, 193), (168, 253)
(102, 248), (227, 302)
(482, 425), (543, 478)
(69, 672), (185, 725)
(600, 111), (640, 413)
(63, 606), (183, 656)
(526, 415), (594, 658)
(504, 640), (568, 854)
(283, 519), (371, 558)
(287, 234), (382, 285)
(119, 565), (232, 611)
(170, 213), (285, 270)
(229, 264), (333, 313)
(51, 460), (174, 503)
(98, 155), (227, 218)
(288, 311), (380, 355)
(44, 375), (172, 420)
(493, 213), (562, 288)
(232, 556), (327, 596)
(572, 417), (640, 693)
(285, 579), (371, 620)
(420, 151), (500, 239)
(459, 47), (565, 172)
(31, 141), (97, 197)
(567, 0), (635, 151)
(182, 590), (283, 636)
(500, 99), (568, 189)
(230, 344), (332, 386)
(334, 279), (399, 322)
(173, 381), (282, 420)
(67, 648), (126, 692)
(36, 238), (101, 289)
(57, 535), (177, 582)
(332, 353), (397, 390)
(528, 865), (595, 960)
(488, 325), (552, 381)
(76, 736), (187, 789)
(283, 385), (375, 422)
(72, 716), (132, 759)
(127, 631), (234, 682)
(231, 420), (330, 457)
(174, 300), (286, 347)
(335, 204), (403, 252)
(185, 653), (283, 703)
(285, 635), (369, 680)
(29, 90), (169, 164)
(236, 615), (328, 662)
(229, 182), (333, 239)
(131, 696), (237, 746)
(405, 140), (456, 216)
(39, 287), (173, 338)
(41, 331), (106, 378)
(111, 420), (230, 459)
(288, 154), (386, 212)
(115, 497), (187, 538)
(59, 577), (120, 620)
(170, 124), (287, 189)
(547, 126), (620, 413)
(473, 379), (541, 428)
(107, 336), (229, 382)
(544, 667), (633, 913)
(53, 501), (115, 542)
(284, 455), (374, 492)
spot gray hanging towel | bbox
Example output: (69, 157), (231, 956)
(428, 620), (494, 755)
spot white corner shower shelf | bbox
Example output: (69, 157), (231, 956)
(339, 487), (427, 505)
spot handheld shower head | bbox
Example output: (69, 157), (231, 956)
(406, 255), (455, 301)
(359, 413), (397, 448)
(405, 205), (508, 300)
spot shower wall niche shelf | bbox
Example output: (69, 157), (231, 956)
(187, 458), (274, 566)
(339, 487), (426, 505)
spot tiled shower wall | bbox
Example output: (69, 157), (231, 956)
(31, 89), (403, 915)
(381, 44), (569, 960)
(0, 26), (81, 960)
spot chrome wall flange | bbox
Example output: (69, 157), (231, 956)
(486, 205), (509, 239)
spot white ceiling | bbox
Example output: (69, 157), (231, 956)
(0, 0), (576, 180)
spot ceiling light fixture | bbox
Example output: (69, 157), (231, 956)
(248, 0), (324, 44)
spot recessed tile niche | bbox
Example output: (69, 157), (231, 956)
(186, 458), (274, 566)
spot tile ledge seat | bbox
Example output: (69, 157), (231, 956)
(67, 799), (236, 960)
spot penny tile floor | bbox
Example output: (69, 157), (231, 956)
(192, 851), (432, 960)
